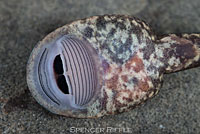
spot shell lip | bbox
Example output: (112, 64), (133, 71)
(26, 33), (104, 117)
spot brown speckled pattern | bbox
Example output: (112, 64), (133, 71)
(27, 15), (200, 118)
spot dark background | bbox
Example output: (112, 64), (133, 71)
(0, 0), (200, 133)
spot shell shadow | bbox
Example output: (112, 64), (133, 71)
(3, 88), (41, 113)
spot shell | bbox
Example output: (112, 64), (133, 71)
(27, 15), (200, 118)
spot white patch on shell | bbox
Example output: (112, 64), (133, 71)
(166, 57), (181, 71)
(160, 36), (176, 43)
(142, 22), (150, 31)
(105, 88), (116, 112)
(141, 29), (150, 39)
(87, 99), (101, 116)
(131, 20), (139, 26)
(168, 57), (180, 66)
(155, 46), (164, 58)
(124, 18), (131, 29)
(121, 32), (129, 44)
(131, 34), (139, 46)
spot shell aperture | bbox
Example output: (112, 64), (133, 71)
(32, 35), (99, 110)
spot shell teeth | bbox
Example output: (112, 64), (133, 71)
(35, 35), (99, 109)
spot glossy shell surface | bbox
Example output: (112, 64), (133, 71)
(27, 15), (200, 118)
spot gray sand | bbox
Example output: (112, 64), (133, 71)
(0, 0), (200, 133)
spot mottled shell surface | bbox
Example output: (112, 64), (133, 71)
(27, 15), (200, 118)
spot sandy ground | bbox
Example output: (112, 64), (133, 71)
(0, 0), (200, 133)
